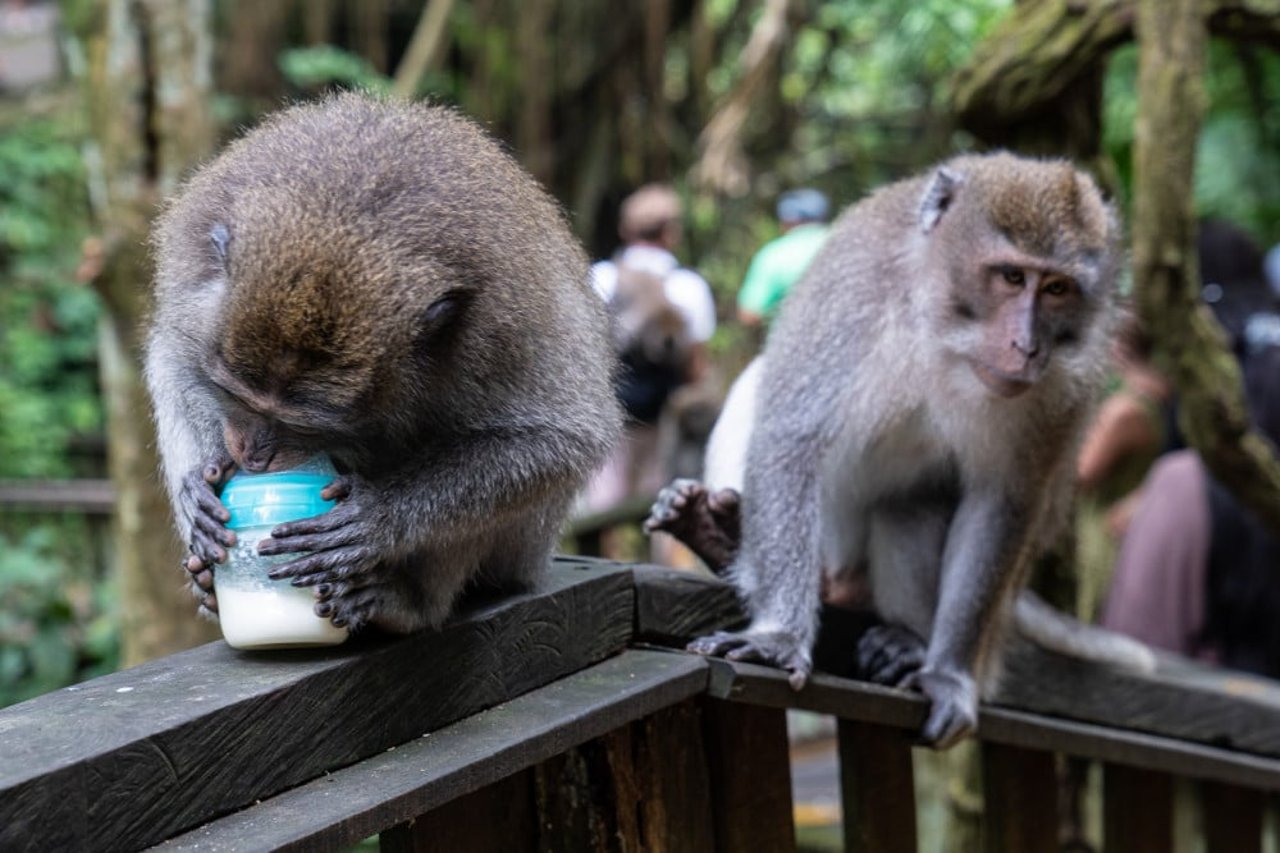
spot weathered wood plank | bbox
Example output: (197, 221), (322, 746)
(838, 719), (917, 853)
(999, 635), (1280, 759)
(0, 478), (116, 513)
(703, 658), (1280, 791)
(1201, 779), (1263, 853)
(981, 742), (1057, 853)
(655, 570), (1280, 759)
(153, 650), (708, 851)
(1, 559), (634, 853)
(701, 698), (796, 853)
(631, 564), (746, 644)
(380, 770), (537, 853)
(1103, 764), (1173, 853)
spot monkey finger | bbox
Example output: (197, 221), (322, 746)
(188, 481), (231, 523)
(198, 593), (219, 617)
(193, 568), (215, 593)
(258, 525), (363, 557)
(268, 546), (374, 583)
(686, 631), (748, 657)
(269, 502), (360, 539)
(189, 534), (227, 567)
(201, 454), (236, 486)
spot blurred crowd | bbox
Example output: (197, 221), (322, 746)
(580, 183), (1280, 679)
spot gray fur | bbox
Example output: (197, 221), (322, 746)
(689, 152), (1124, 747)
(145, 93), (621, 634)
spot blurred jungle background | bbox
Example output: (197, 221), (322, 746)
(2, 0), (1280, 738)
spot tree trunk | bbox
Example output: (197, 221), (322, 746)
(79, 0), (220, 666)
(1132, 0), (1280, 528)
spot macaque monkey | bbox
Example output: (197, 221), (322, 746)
(660, 153), (1153, 747)
(146, 94), (621, 634)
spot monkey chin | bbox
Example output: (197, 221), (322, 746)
(969, 361), (1034, 399)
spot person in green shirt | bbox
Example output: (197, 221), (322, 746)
(736, 188), (831, 327)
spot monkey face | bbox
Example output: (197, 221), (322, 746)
(957, 257), (1088, 398)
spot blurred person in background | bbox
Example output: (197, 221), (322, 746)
(736, 188), (831, 329)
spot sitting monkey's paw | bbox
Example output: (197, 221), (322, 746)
(902, 667), (978, 749)
(178, 452), (237, 569)
(643, 479), (742, 574)
(687, 629), (812, 690)
(856, 624), (926, 687)
(260, 474), (389, 630)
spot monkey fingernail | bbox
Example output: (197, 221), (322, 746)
(316, 584), (332, 597)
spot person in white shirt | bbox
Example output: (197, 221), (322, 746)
(585, 184), (717, 512)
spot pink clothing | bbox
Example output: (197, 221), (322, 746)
(1102, 450), (1216, 660)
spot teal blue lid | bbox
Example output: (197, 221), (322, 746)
(219, 454), (337, 529)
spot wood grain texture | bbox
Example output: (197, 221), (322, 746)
(838, 720), (917, 853)
(980, 742), (1057, 853)
(700, 698), (796, 853)
(1, 559), (634, 853)
(1103, 764), (1173, 853)
(154, 650), (708, 851)
(1201, 779), (1263, 853)
(998, 635), (1280, 758)
(631, 564), (746, 644)
(704, 659), (1280, 791)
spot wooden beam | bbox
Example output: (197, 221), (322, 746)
(154, 650), (708, 851)
(704, 658), (1280, 792)
(1, 559), (634, 852)
(1201, 779), (1264, 853)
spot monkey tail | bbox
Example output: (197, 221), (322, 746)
(1013, 591), (1157, 674)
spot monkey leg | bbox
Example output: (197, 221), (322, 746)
(643, 478), (742, 574)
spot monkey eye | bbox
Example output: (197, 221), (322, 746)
(1000, 267), (1026, 287)
(1043, 278), (1072, 297)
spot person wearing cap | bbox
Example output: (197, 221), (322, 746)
(736, 188), (831, 328)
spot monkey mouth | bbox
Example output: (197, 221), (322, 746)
(969, 361), (1033, 398)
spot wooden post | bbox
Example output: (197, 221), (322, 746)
(1201, 779), (1263, 853)
(838, 719), (917, 853)
(381, 770), (537, 852)
(981, 742), (1057, 853)
(700, 698), (796, 853)
(1103, 763), (1173, 853)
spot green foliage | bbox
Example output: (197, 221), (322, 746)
(0, 112), (112, 707)
(0, 517), (118, 706)
(0, 118), (99, 477)
(278, 45), (393, 95)
(1104, 40), (1280, 243)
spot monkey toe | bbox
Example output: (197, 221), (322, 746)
(689, 629), (812, 687)
(856, 624), (926, 686)
(908, 668), (979, 749)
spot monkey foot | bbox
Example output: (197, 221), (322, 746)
(687, 628), (812, 690)
(903, 668), (979, 749)
(856, 623), (926, 686)
(643, 479), (742, 574)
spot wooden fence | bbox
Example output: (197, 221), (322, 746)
(4, 555), (1280, 851)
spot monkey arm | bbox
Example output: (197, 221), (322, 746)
(913, 488), (1034, 747)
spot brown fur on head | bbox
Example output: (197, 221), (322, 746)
(919, 153), (1120, 399)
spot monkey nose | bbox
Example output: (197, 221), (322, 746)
(1012, 339), (1040, 358)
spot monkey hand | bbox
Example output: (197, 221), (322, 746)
(644, 479), (742, 575)
(179, 452), (237, 615)
(902, 667), (978, 749)
(259, 474), (388, 631)
(856, 624), (926, 686)
(687, 628), (812, 690)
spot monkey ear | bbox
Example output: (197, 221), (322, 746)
(918, 167), (963, 234)
(210, 224), (232, 270)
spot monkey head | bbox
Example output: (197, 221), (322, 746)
(199, 201), (472, 474)
(918, 153), (1120, 399)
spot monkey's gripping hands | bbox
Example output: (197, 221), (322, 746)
(903, 668), (979, 749)
(259, 473), (388, 631)
(179, 452), (237, 614)
(687, 628), (813, 690)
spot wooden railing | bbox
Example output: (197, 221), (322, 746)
(3, 557), (1280, 852)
